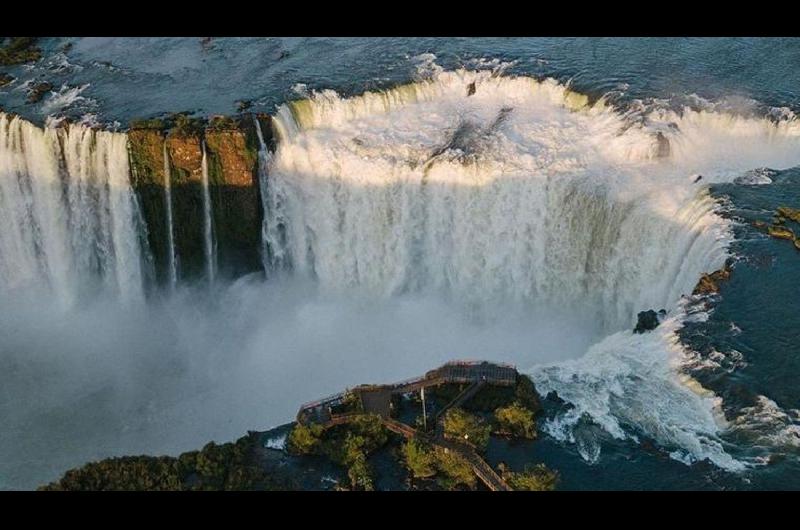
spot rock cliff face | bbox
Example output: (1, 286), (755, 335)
(128, 115), (268, 284)
(204, 119), (263, 278)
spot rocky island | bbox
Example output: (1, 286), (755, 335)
(40, 361), (558, 491)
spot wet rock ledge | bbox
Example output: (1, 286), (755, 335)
(128, 113), (273, 283)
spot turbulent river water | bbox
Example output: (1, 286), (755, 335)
(1, 37), (799, 490)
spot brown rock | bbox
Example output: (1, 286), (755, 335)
(777, 206), (800, 224)
(166, 133), (203, 184)
(768, 225), (795, 241)
(204, 129), (257, 187)
(692, 263), (731, 296)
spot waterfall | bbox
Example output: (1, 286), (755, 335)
(265, 70), (800, 329)
(254, 118), (273, 273)
(261, 69), (800, 470)
(0, 112), (146, 306)
(162, 141), (178, 289)
(200, 140), (216, 284)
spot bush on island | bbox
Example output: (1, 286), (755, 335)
(442, 408), (491, 451)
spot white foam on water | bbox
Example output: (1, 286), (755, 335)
(41, 83), (93, 115)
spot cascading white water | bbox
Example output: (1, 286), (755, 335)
(265, 72), (746, 328)
(0, 112), (146, 307)
(254, 119), (273, 273)
(200, 141), (216, 284)
(264, 69), (800, 469)
(162, 141), (178, 289)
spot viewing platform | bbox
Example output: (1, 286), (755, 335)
(295, 360), (518, 491)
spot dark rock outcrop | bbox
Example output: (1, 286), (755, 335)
(634, 309), (663, 334)
(26, 82), (52, 104)
(0, 73), (14, 87)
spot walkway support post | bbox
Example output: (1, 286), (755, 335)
(421, 387), (427, 431)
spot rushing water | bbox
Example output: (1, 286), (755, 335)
(162, 141), (178, 290)
(200, 140), (216, 285)
(0, 38), (799, 490)
(0, 113), (146, 307)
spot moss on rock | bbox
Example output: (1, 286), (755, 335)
(777, 206), (800, 224)
(0, 37), (42, 66)
(768, 224), (795, 241)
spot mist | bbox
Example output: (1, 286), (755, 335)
(0, 274), (602, 490)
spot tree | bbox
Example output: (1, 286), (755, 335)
(433, 447), (476, 489)
(442, 408), (491, 451)
(505, 464), (559, 491)
(286, 423), (323, 455)
(494, 401), (537, 439)
(403, 437), (437, 478)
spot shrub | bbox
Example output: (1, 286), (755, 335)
(433, 447), (476, 489)
(494, 401), (537, 439)
(402, 437), (437, 478)
(39, 433), (274, 491)
(505, 464), (559, 491)
(286, 422), (323, 455)
(346, 452), (374, 491)
(442, 408), (491, 451)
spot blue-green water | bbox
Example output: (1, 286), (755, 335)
(1, 37), (799, 490)
(3, 38), (800, 125)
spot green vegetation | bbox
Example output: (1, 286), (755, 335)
(171, 113), (206, 137)
(430, 374), (541, 416)
(0, 38), (41, 66)
(494, 401), (537, 439)
(129, 117), (167, 130)
(442, 407), (491, 451)
(433, 447), (477, 489)
(286, 415), (388, 490)
(502, 463), (559, 491)
(402, 437), (437, 478)
(207, 115), (239, 130)
(286, 422), (324, 455)
(39, 433), (277, 491)
(401, 437), (478, 489)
